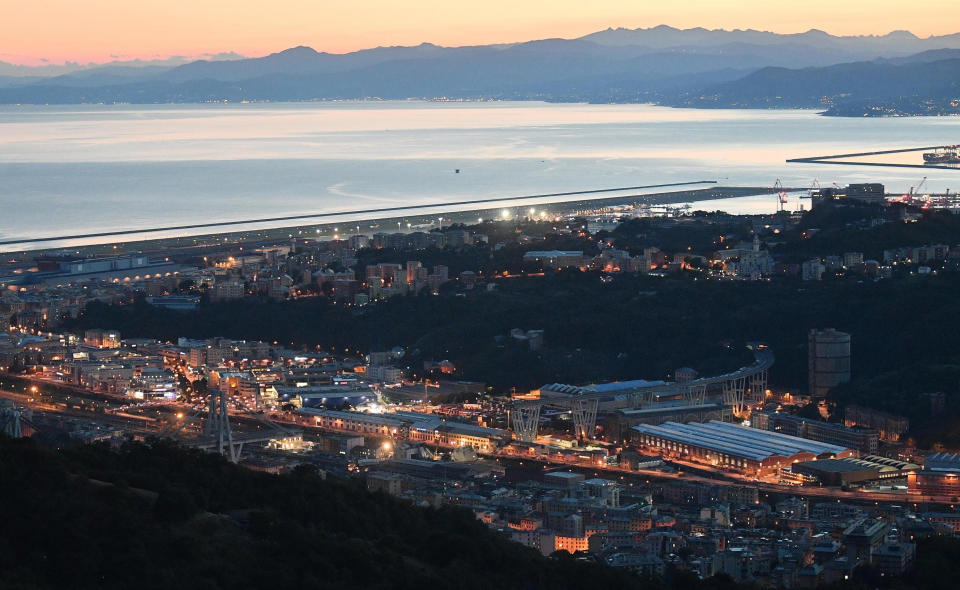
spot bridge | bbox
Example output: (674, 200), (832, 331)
(509, 346), (773, 442)
(161, 389), (301, 463)
(0, 400), (31, 438)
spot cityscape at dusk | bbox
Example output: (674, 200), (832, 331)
(2, 3), (960, 590)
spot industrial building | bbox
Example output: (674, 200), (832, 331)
(608, 403), (732, 440)
(808, 329), (851, 398)
(752, 411), (878, 455)
(297, 407), (509, 451)
(791, 456), (917, 487)
(299, 407), (409, 438)
(908, 452), (960, 497)
(271, 385), (377, 409)
(2, 254), (187, 287)
(631, 420), (855, 475)
(811, 183), (886, 206)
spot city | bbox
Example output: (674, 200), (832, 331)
(3, 2), (960, 589)
(3, 179), (960, 588)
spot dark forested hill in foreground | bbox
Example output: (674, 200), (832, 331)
(0, 437), (650, 590)
(2, 437), (960, 590)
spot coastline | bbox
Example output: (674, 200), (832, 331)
(0, 185), (780, 259)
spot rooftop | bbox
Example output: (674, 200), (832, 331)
(633, 420), (850, 462)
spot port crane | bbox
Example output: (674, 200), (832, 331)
(908, 176), (928, 198)
(773, 179), (789, 212)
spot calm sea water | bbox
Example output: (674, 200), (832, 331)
(1, 101), (959, 247)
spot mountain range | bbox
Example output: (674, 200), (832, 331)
(1, 25), (959, 115)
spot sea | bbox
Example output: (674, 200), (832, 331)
(1, 101), (959, 248)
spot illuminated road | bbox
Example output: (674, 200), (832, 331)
(4, 372), (956, 506)
(490, 450), (957, 507)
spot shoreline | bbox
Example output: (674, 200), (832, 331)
(1, 185), (781, 259)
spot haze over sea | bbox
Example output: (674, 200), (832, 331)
(2, 101), (960, 247)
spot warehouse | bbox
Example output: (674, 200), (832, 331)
(792, 456), (917, 488)
(631, 420), (855, 475)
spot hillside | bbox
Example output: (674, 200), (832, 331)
(3, 430), (960, 589)
(665, 57), (960, 115)
(2, 26), (960, 111)
(0, 437), (655, 590)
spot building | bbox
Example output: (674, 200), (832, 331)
(544, 471), (585, 489)
(608, 403), (732, 440)
(843, 252), (864, 267)
(791, 456), (917, 488)
(299, 407), (410, 438)
(843, 405), (909, 442)
(554, 535), (589, 553)
(511, 529), (557, 556)
(908, 452), (960, 498)
(366, 472), (404, 495)
(842, 519), (888, 564)
(84, 329), (121, 349)
(298, 408), (508, 451)
(631, 420), (854, 476)
(801, 259), (826, 281)
(872, 542), (916, 576)
(812, 183), (885, 206)
(721, 235), (775, 280)
(808, 329), (851, 398)
(923, 512), (960, 533)
(274, 385), (376, 410)
(522, 251), (586, 270)
(145, 295), (201, 311)
(212, 280), (245, 301)
(365, 365), (405, 383)
(753, 411), (878, 455)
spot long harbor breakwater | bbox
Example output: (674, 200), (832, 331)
(788, 145), (960, 170)
(1, 183), (784, 258)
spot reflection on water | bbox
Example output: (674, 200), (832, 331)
(1, 101), (959, 243)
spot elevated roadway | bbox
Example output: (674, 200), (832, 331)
(510, 347), (772, 441)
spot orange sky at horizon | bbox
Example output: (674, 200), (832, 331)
(3, 0), (960, 66)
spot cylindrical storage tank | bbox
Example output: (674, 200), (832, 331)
(808, 328), (851, 397)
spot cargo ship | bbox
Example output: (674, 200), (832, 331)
(924, 146), (960, 164)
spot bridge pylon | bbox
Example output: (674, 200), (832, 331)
(205, 389), (242, 463)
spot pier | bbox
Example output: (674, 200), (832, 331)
(788, 145), (960, 170)
(0, 180), (716, 248)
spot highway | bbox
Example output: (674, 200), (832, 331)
(4, 371), (956, 507)
(489, 450), (957, 507)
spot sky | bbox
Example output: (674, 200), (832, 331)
(2, 0), (960, 66)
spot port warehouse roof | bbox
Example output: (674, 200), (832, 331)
(791, 456), (918, 486)
(925, 452), (960, 471)
(632, 421), (850, 463)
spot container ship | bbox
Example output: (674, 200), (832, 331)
(924, 146), (960, 164)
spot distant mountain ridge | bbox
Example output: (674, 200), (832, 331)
(663, 56), (960, 115)
(1, 25), (959, 115)
(580, 25), (960, 54)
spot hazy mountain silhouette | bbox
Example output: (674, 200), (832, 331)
(666, 57), (960, 115)
(1, 26), (959, 114)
